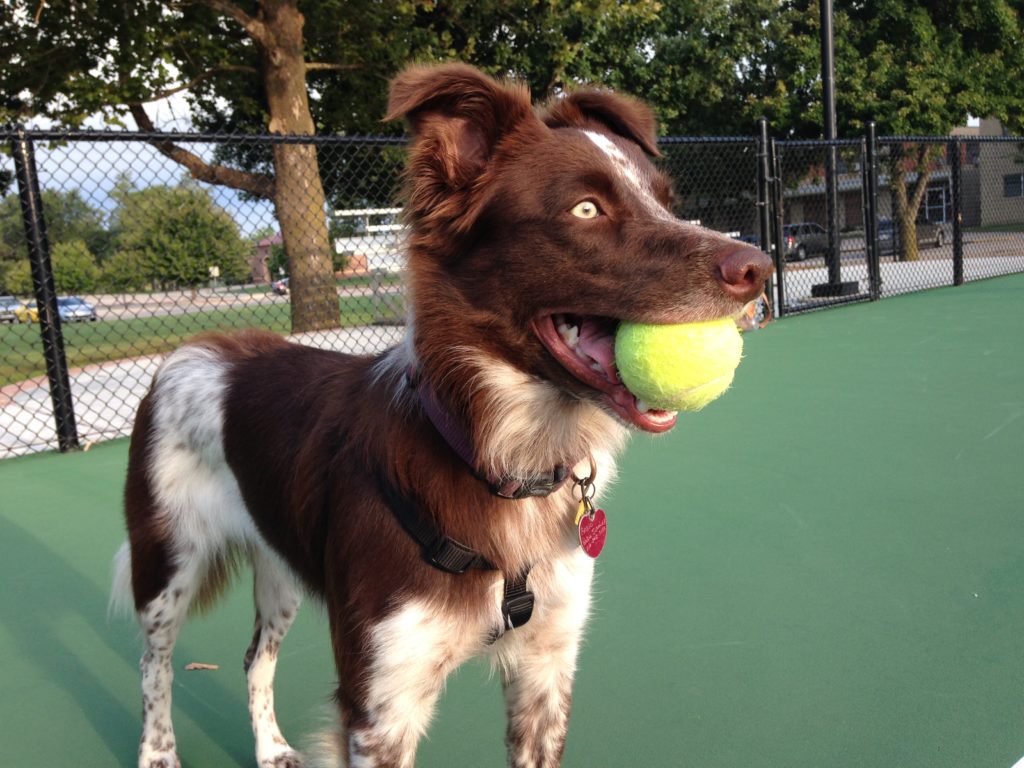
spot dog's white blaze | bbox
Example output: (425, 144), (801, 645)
(582, 129), (676, 223)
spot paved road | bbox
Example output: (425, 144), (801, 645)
(0, 325), (405, 459)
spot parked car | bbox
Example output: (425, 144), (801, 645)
(782, 222), (830, 261)
(271, 277), (289, 295)
(57, 296), (98, 322)
(13, 301), (39, 323)
(0, 295), (21, 323)
(877, 218), (949, 255)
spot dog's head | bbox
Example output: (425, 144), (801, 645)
(387, 64), (771, 436)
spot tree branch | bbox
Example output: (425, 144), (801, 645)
(129, 104), (276, 200)
(192, 0), (272, 48)
(124, 65), (258, 106)
(305, 62), (362, 72)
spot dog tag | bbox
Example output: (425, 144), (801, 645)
(578, 508), (607, 558)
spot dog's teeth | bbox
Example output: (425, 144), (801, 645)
(637, 400), (650, 413)
(591, 361), (604, 373)
(557, 322), (580, 348)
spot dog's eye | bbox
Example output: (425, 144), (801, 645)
(570, 200), (601, 219)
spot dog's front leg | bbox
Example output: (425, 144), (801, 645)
(332, 598), (474, 768)
(499, 552), (595, 768)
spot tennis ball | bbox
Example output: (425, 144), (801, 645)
(614, 317), (743, 412)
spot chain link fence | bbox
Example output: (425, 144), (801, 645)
(2, 128), (1023, 458)
(773, 134), (1024, 310)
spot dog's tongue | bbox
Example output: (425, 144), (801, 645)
(577, 320), (618, 384)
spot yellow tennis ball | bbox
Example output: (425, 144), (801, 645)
(614, 317), (744, 412)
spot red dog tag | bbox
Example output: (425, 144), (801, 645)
(578, 508), (607, 558)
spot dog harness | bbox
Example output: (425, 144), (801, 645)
(375, 368), (578, 635)
(379, 475), (535, 633)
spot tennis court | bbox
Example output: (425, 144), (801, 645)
(2, 273), (1023, 767)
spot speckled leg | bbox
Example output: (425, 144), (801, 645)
(137, 564), (198, 768)
(245, 547), (303, 768)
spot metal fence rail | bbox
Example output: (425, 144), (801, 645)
(2, 127), (1022, 458)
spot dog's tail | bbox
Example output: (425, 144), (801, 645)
(109, 540), (135, 619)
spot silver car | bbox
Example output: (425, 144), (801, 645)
(877, 218), (949, 255)
(0, 295), (20, 324)
(57, 296), (98, 322)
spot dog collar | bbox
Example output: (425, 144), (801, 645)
(405, 366), (572, 499)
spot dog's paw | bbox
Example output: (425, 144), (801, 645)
(261, 750), (304, 768)
(141, 756), (180, 768)
(139, 742), (181, 768)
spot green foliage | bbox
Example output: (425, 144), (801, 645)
(3, 259), (32, 295)
(51, 239), (100, 293)
(0, 189), (108, 266)
(100, 250), (148, 293)
(3, 238), (101, 294)
(112, 184), (249, 288)
(2, 0), (1022, 148)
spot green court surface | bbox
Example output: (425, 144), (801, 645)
(2, 274), (1023, 767)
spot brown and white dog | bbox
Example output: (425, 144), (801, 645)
(112, 64), (771, 768)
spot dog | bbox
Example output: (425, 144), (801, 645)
(112, 63), (772, 768)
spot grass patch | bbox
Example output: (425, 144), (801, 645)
(0, 294), (402, 386)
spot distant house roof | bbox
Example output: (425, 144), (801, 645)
(257, 233), (283, 247)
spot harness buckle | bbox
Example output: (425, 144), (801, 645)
(502, 591), (535, 630)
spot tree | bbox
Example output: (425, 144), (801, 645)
(112, 184), (249, 290)
(0, 189), (108, 293)
(101, 250), (149, 294)
(3, 238), (100, 294)
(2, 1), (346, 331)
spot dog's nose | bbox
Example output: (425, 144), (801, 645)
(716, 247), (773, 302)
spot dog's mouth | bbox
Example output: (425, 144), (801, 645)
(532, 313), (679, 433)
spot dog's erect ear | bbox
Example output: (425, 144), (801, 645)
(542, 89), (660, 157)
(387, 63), (535, 188)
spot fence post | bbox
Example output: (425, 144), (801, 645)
(769, 138), (787, 316)
(949, 137), (964, 286)
(756, 118), (776, 309)
(10, 128), (80, 452)
(864, 122), (882, 300)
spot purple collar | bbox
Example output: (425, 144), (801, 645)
(405, 367), (571, 499)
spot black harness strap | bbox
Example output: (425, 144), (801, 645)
(379, 473), (535, 632)
(381, 474), (495, 574)
(501, 570), (535, 630)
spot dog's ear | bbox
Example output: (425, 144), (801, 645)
(387, 63), (535, 188)
(542, 89), (660, 157)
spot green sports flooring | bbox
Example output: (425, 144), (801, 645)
(2, 273), (1023, 767)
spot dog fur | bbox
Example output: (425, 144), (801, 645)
(113, 63), (771, 768)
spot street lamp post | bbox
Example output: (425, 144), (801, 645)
(812, 0), (859, 298)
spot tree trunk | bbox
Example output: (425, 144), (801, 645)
(259, 0), (340, 332)
(888, 145), (933, 262)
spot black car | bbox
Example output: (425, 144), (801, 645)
(782, 222), (829, 261)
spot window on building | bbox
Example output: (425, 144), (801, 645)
(1004, 174), (1024, 198)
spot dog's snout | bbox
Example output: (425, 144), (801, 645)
(716, 247), (773, 302)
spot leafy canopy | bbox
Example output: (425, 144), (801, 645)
(3, 0), (1021, 139)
